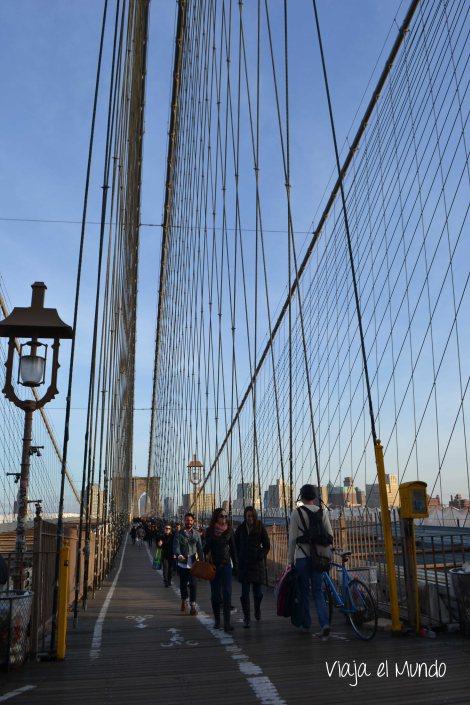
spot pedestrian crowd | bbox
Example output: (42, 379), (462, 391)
(129, 484), (333, 638)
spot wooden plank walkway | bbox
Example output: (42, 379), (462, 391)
(1, 538), (469, 704)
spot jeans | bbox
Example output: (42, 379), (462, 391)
(241, 581), (263, 602)
(178, 567), (197, 603)
(295, 557), (329, 629)
(210, 564), (232, 608)
(162, 558), (173, 585)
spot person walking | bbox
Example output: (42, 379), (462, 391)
(235, 506), (270, 628)
(173, 513), (204, 615)
(287, 484), (333, 639)
(159, 523), (175, 587)
(136, 524), (145, 547)
(130, 524), (137, 545)
(204, 508), (238, 632)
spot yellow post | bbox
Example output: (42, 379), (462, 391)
(374, 439), (402, 633)
(56, 540), (70, 660)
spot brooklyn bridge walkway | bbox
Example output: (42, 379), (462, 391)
(2, 541), (469, 705)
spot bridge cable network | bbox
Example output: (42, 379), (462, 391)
(148, 0), (469, 536)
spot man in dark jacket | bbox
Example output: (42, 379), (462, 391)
(158, 524), (175, 587)
(235, 506), (270, 628)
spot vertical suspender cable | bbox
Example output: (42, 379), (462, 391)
(50, 0), (109, 655)
(147, 0), (187, 511)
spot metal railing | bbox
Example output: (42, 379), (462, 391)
(0, 516), (119, 659)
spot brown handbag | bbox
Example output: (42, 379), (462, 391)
(190, 560), (216, 581)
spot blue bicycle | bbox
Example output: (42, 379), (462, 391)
(321, 549), (378, 640)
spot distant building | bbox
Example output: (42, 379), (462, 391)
(182, 491), (215, 517)
(163, 496), (175, 517)
(449, 494), (470, 510)
(266, 479), (294, 510)
(427, 495), (441, 509)
(355, 488), (366, 506)
(366, 474), (400, 509)
(232, 482), (261, 513)
(315, 486), (329, 506)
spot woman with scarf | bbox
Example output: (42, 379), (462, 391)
(204, 508), (238, 632)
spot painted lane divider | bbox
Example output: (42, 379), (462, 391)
(90, 536), (128, 660)
(0, 686), (37, 702)
(144, 542), (286, 705)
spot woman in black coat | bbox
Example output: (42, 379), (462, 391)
(204, 508), (238, 632)
(234, 506), (270, 628)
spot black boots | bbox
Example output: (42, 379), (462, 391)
(240, 595), (250, 628)
(223, 604), (234, 632)
(254, 594), (263, 621)
(211, 599), (221, 629)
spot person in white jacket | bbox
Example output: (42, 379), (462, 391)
(287, 484), (333, 638)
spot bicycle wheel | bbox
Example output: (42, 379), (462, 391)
(346, 579), (377, 640)
(322, 578), (334, 626)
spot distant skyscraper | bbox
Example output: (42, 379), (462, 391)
(266, 479), (293, 510)
(163, 496), (175, 517)
(233, 482), (261, 512)
(366, 474), (400, 509)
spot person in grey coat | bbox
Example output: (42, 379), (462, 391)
(173, 512), (204, 615)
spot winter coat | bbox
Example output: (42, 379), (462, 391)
(204, 526), (238, 569)
(173, 528), (204, 565)
(159, 533), (175, 560)
(235, 521), (270, 584)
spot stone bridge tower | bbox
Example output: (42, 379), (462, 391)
(131, 476), (160, 517)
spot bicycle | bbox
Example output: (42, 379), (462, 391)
(321, 549), (378, 640)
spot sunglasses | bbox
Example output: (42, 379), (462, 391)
(219, 514), (228, 518)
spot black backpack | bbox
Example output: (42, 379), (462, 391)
(296, 506), (332, 571)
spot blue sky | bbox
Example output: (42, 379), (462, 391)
(4, 0), (466, 503)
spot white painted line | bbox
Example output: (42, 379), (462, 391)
(145, 542), (286, 704)
(0, 686), (37, 702)
(90, 536), (128, 660)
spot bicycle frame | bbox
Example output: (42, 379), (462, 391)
(322, 561), (356, 614)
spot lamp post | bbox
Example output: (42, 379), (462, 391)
(187, 454), (204, 526)
(0, 282), (72, 589)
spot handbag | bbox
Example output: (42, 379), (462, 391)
(190, 560), (216, 581)
(153, 547), (162, 570)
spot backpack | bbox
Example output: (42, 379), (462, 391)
(296, 506), (332, 572)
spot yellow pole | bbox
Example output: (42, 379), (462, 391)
(374, 439), (402, 633)
(56, 540), (70, 659)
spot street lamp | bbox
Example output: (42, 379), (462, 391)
(0, 282), (72, 589)
(187, 454), (204, 526)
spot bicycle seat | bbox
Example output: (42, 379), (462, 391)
(340, 551), (352, 559)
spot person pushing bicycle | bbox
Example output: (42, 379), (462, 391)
(287, 484), (333, 639)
